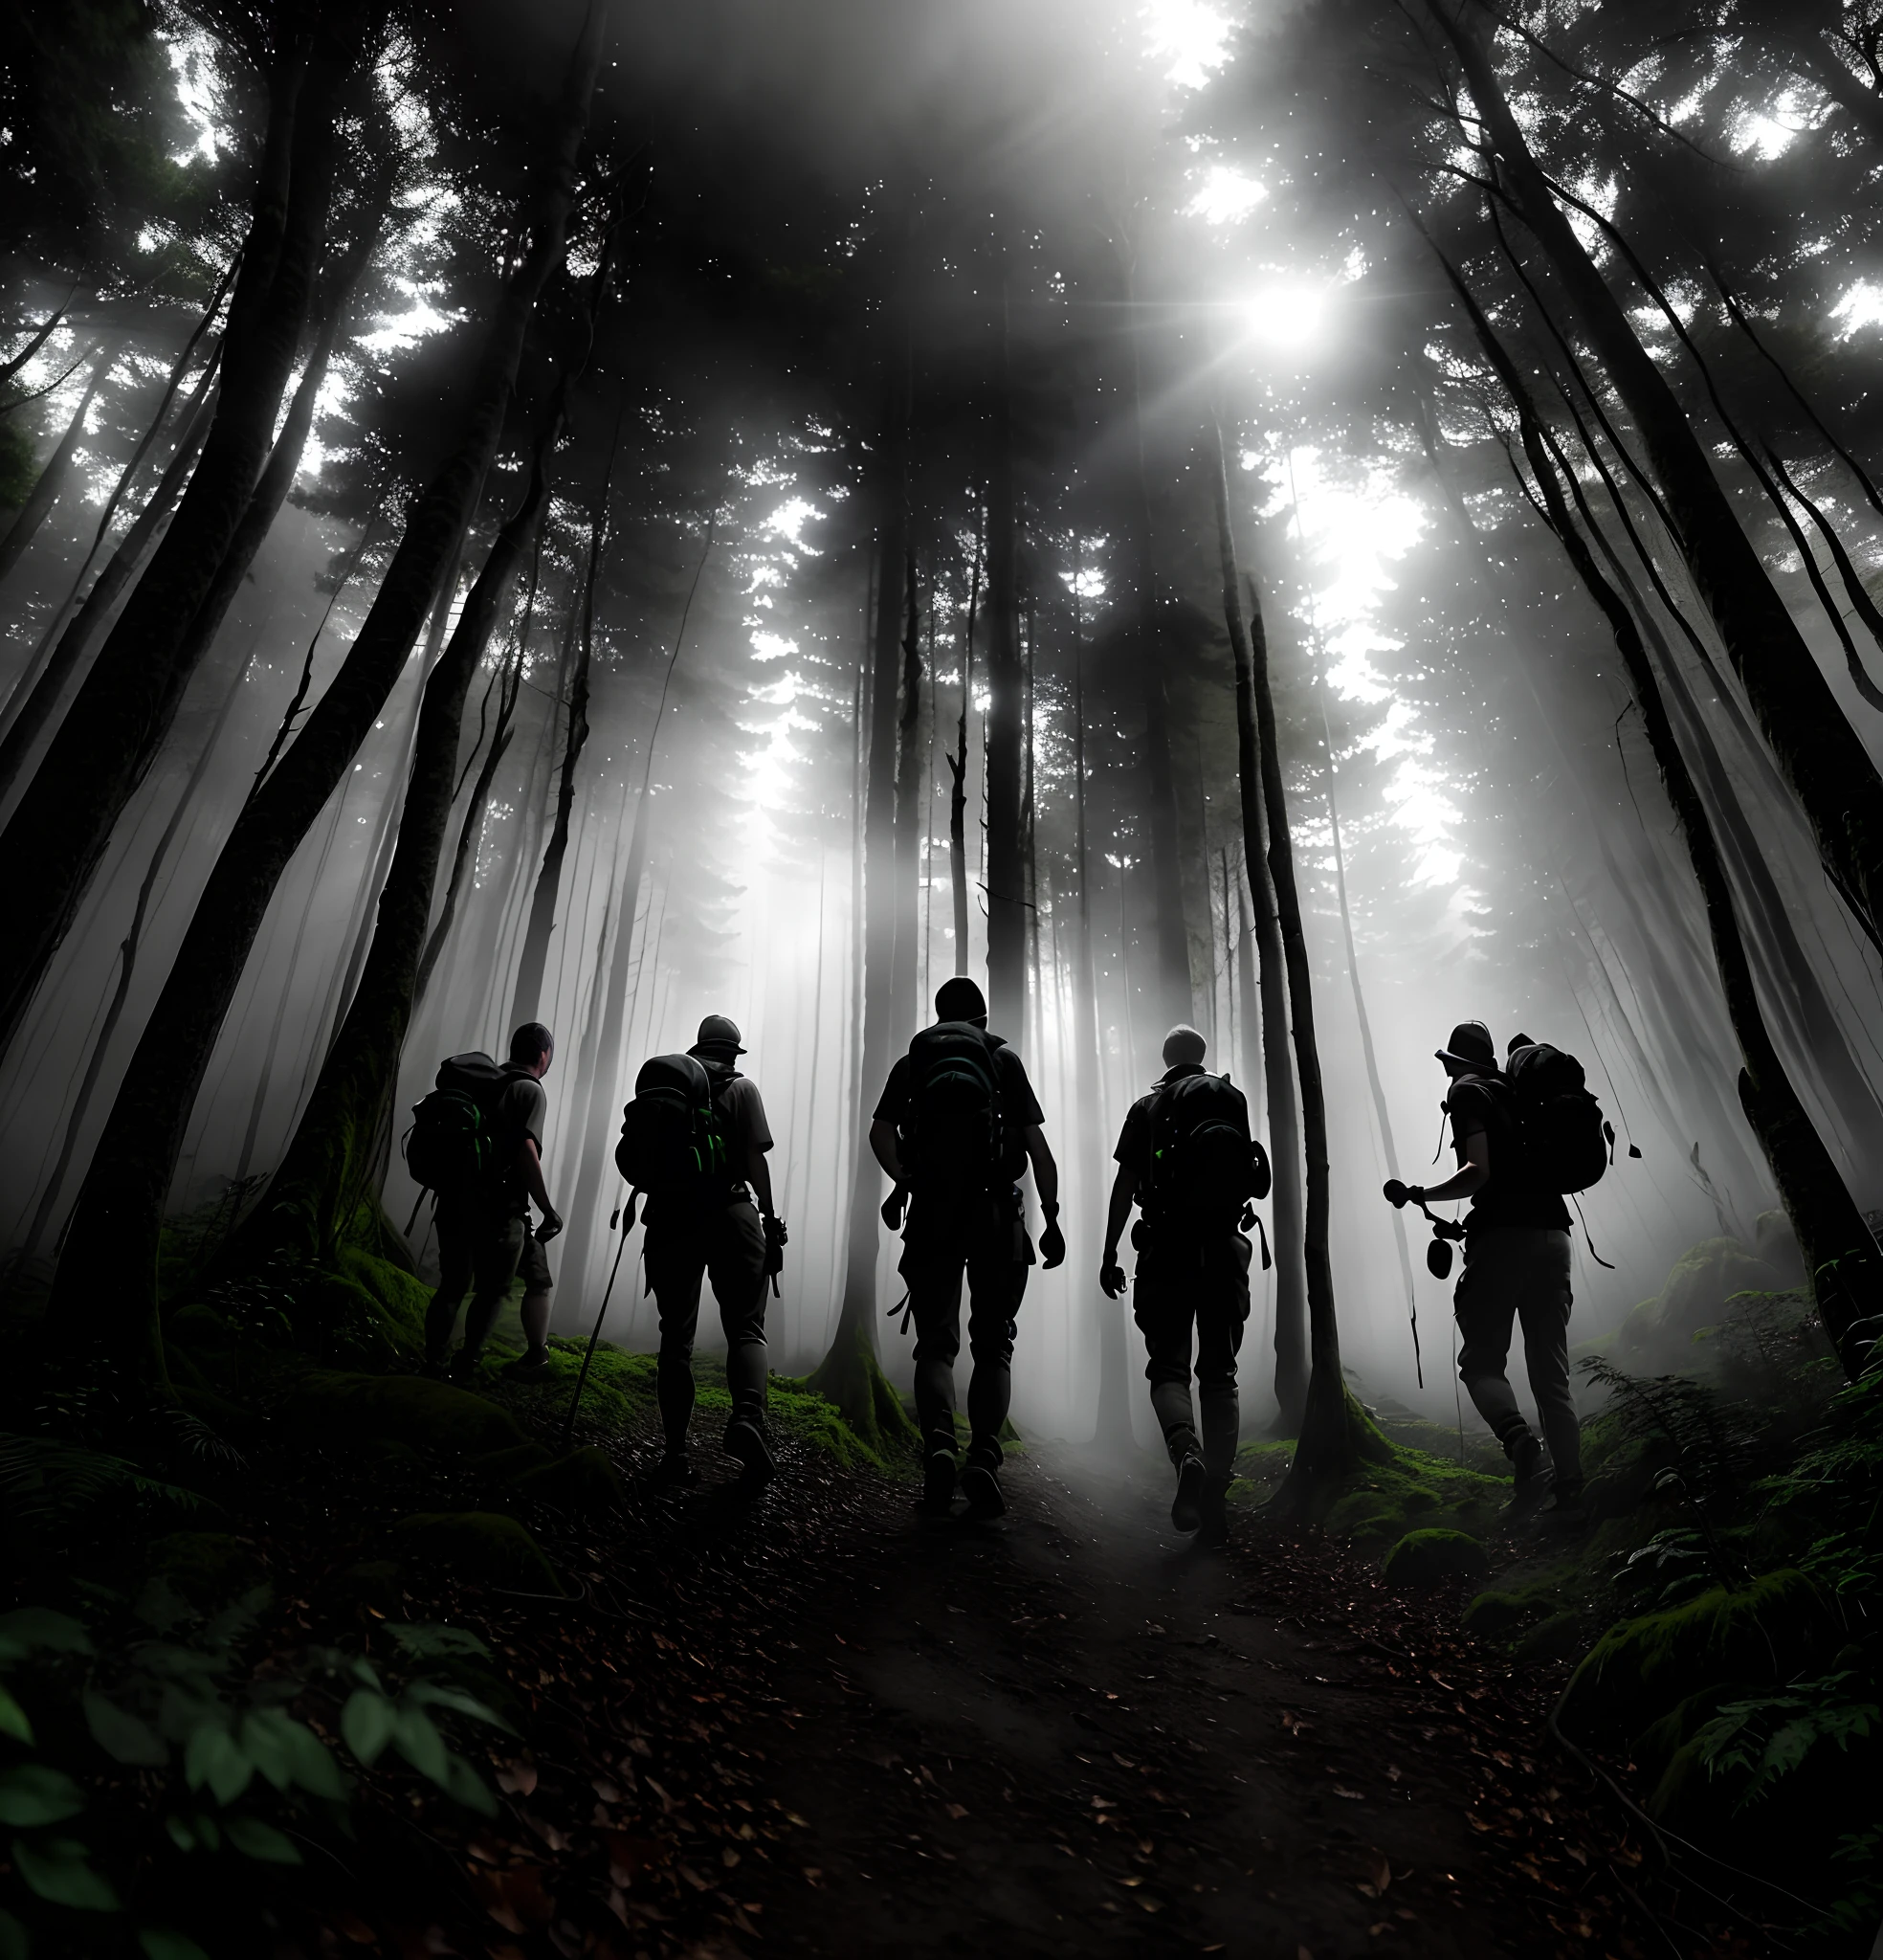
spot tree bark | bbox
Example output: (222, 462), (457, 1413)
(1207, 415), (1309, 1431)
(0, 342), (113, 585)
(945, 515), (979, 976)
(984, 278), (1027, 1042)
(0, 14), (365, 1057)
(891, 542), (925, 1043)
(1440, 3), (1883, 950)
(47, 1), (609, 1385)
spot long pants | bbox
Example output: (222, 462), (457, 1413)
(1132, 1228), (1252, 1478)
(1453, 1226), (1580, 1484)
(425, 1202), (545, 1365)
(900, 1188), (1031, 1465)
(645, 1197), (769, 1447)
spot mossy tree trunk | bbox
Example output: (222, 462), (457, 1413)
(47, 2), (609, 1392)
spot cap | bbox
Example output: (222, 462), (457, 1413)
(1435, 1019), (1496, 1071)
(934, 976), (987, 1023)
(693, 1013), (746, 1055)
(1162, 1024), (1207, 1066)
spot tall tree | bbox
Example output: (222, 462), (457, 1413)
(0, 341), (113, 584)
(890, 543), (925, 1044)
(984, 274), (1028, 1041)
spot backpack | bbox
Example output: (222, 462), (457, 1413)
(405, 1052), (510, 1194)
(898, 1021), (1008, 1192)
(614, 1053), (729, 1194)
(1147, 1071), (1271, 1221)
(1501, 1042), (1610, 1195)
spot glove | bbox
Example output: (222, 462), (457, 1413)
(1099, 1255), (1128, 1300)
(881, 1185), (907, 1231)
(764, 1214), (788, 1278)
(1038, 1217), (1066, 1271)
(1384, 1179), (1424, 1210)
(535, 1206), (565, 1243)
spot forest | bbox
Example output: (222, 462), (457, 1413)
(1, 0), (1881, 1953)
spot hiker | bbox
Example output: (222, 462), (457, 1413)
(638, 1014), (785, 1488)
(1100, 1026), (1267, 1542)
(1384, 1019), (1584, 1515)
(872, 975), (1064, 1519)
(419, 1023), (565, 1383)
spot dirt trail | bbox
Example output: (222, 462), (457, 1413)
(732, 1445), (1622, 1960)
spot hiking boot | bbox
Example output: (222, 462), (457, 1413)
(1503, 1431), (1548, 1510)
(1171, 1453), (1207, 1533)
(961, 1459), (1006, 1520)
(1540, 1480), (1588, 1528)
(919, 1449), (959, 1514)
(724, 1414), (776, 1485)
(1197, 1476), (1231, 1547)
(654, 1450), (698, 1488)
(503, 1348), (552, 1379)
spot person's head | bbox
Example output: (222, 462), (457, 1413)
(509, 1022), (555, 1079)
(934, 976), (987, 1028)
(1435, 1018), (1496, 1080)
(1162, 1024), (1207, 1069)
(690, 1013), (746, 1064)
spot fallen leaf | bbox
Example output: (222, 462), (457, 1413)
(1333, 1787), (1365, 1801)
(496, 1762), (538, 1797)
(944, 1804), (968, 1819)
(1371, 1851), (1391, 1892)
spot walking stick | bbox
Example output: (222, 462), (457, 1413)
(562, 1212), (632, 1450)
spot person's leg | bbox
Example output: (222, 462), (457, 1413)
(707, 1202), (774, 1479)
(1517, 1229), (1581, 1491)
(1454, 1230), (1545, 1487)
(1134, 1247), (1208, 1530)
(646, 1226), (707, 1459)
(1194, 1232), (1252, 1477)
(908, 1258), (966, 1456)
(423, 1208), (474, 1369)
(455, 1216), (526, 1373)
(510, 1224), (554, 1370)
(962, 1255), (1024, 1460)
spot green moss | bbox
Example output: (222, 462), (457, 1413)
(388, 1511), (562, 1594)
(144, 1531), (265, 1608)
(1610, 1237), (1787, 1373)
(334, 1245), (430, 1346)
(1286, 1434), (1508, 1552)
(1562, 1568), (1840, 1745)
(288, 1371), (524, 1455)
(514, 1447), (629, 1513)
(1512, 1611), (1585, 1664)
(1463, 1590), (1540, 1639)
(1384, 1528), (1490, 1588)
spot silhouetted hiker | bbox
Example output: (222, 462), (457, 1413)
(872, 975), (1064, 1519)
(1384, 1019), (1583, 1516)
(1101, 1026), (1267, 1542)
(636, 1015), (784, 1488)
(417, 1022), (564, 1383)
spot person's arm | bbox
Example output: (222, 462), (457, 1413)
(1388, 1127), (1490, 1208)
(1103, 1163), (1136, 1259)
(1021, 1123), (1064, 1268)
(518, 1137), (560, 1233)
(747, 1138), (775, 1215)
(870, 1117), (902, 1181)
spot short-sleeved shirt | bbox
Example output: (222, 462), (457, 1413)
(874, 1032), (1044, 1183)
(1447, 1076), (1571, 1236)
(486, 1068), (548, 1215)
(1113, 1062), (1207, 1185)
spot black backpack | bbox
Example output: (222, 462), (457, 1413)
(615, 1053), (729, 1194)
(1502, 1042), (1610, 1195)
(1147, 1071), (1271, 1221)
(405, 1052), (511, 1195)
(898, 1021), (1008, 1192)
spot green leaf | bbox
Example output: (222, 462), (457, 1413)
(391, 1706), (449, 1786)
(0, 1609), (93, 1660)
(440, 1751), (497, 1817)
(0, 1904), (28, 1960)
(139, 1930), (211, 1960)
(193, 1813), (220, 1853)
(388, 1624), (490, 1661)
(84, 1689), (167, 1768)
(164, 1814), (195, 1853)
(183, 1723), (251, 1805)
(0, 1684), (33, 1747)
(277, 1719), (346, 1802)
(221, 1816), (301, 1865)
(406, 1681), (510, 1730)
(236, 1710), (293, 1793)
(0, 1764), (86, 1828)
(341, 1689), (394, 1768)
(11, 1836), (121, 1911)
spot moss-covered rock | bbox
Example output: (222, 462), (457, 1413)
(340, 1559), (405, 1613)
(476, 1442), (555, 1480)
(1561, 1568), (1840, 1745)
(1462, 1590), (1538, 1640)
(1610, 1237), (1786, 1374)
(388, 1511), (562, 1594)
(145, 1532), (266, 1607)
(1383, 1528), (1490, 1588)
(288, 1371), (524, 1455)
(1512, 1611), (1585, 1664)
(514, 1446), (629, 1514)
(334, 1245), (431, 1348)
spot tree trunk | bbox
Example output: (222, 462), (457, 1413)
(1441, 3), (1883, 949)
(512, 407), (623, 1025)
(809, 333), (920, 1454)
(946, 515), (979, 975)
(0, 13), (366, 1056)
(0, 342), (113, 585)
(46, 2), (609, 1384)
(891, 542), (924, 1044)
(0, 355), (222, 801)
(984, 279), (1027, 1042)
(1207, 415), (1309, 1431)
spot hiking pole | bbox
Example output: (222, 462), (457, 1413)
(562, 1209), (632, 1451)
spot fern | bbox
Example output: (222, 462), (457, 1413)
(1694, 1673), (1881, 1810)
(0, 1434), (210, 1529)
